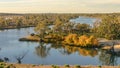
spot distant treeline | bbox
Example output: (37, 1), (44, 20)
(0, 13), (79, 29)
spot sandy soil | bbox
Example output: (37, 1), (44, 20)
(1, 63), (120, 68)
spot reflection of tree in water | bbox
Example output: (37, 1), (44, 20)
(0, 48), (10, 62)
(78, 48), (98, 57)
(35, 42), (50, 58)
(99, 50), (118, 66)
(0, 57), (9, 62)
(62, 46), (98, 57)
(50, 42), (62, 49)
(61, 46), (78, 55)
(51, 43), (72, 55)
(36, 43), (98, 58)
(15, 50), (29, 64)
(0, 48), (28, 64)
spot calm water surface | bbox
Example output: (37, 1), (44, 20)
(70, 16), (100, 26)
(0, 17), (120, 65)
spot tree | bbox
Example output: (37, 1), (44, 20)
(75, 23), (91, 34)
(53, 18), (63, 33)
(63, 22), (75, 34)
(34, 21), (49, 38)
(96, 15), (120, 39)
(64, 34), (98, 47)
(16, 18), (22, 27)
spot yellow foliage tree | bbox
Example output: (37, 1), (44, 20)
(64, 34), (98, 47)
(78, 35), (89, 46)
(64, 34), (78, 45)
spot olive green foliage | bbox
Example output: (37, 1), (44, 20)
(0, 15), (38, 29)
(1, 13), (120, 40)
(53, 21), (91, 35)
(0, 13), (92, 37)
(75, 23), (91, 34)
(75, 65), (81, 68)
(98, 65), (101, 68)
(33, 14), (80, 36)
(51, 65), (59, 68)
(0, 63), (16, 68)
(0, 63), (4, 68)
(34, 21), (49, 38)
(0, 14), (78, 30)
(64, 64), (70, 67)
(96, 15), (120, 39)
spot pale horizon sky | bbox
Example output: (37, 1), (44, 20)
(0, 0), (120, 13)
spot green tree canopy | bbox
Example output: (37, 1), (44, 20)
(96, 15), (120, 39)
(34, 21), (49, 38)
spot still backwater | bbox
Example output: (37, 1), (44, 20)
(0, 17), (120, 65)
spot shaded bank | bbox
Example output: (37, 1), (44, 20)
(0, 25), (35, 30)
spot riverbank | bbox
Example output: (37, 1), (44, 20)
(0, 25), (35, 30)
(19, 34), (40, 42)
(0, 63), (120, 68)
(19, 35), (120, 50)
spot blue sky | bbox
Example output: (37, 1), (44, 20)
(0, 0), (120, 13)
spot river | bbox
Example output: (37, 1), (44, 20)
(0, 17), (119, 65)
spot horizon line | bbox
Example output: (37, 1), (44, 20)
(0, 12), (120, 14)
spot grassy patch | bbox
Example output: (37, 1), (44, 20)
(75, 65), (81, 68)
(64, 64), (70, 68)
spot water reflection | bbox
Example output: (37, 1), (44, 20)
(35, 43), (98, 58)
(63, 46), (98, 57)
(35, 42), (50, 58)
(0, 50), (29, 64)
(0, 55), (9, 63)
(35, 42), (120, 65)
(15, 50), (29, 64)
(99, 50), (120, 66)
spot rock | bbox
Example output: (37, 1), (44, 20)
(102, 45), (120, 52)
(102, 45), (111, 50)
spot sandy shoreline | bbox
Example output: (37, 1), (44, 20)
(0, 63), (119, 68)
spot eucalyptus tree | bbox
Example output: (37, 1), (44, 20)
(53, 18), (63, 33)
(34, 21), (49, 38)
(63, 22), (75, 34)
(75, 23), (91, 34)
(96, 15), (120, 39)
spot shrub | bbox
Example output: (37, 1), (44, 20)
(64, 64), (70, 67)
(98, 65), (101, 68)
(64, 34), (78, 44)
(75, 65), (81, 68)
(51, 65), (59, 68)
(64, 34), (99, 47)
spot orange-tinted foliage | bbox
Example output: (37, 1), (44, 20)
(64, 34), (98, 47)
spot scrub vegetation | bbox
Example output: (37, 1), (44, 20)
(1, 13), (120, 47)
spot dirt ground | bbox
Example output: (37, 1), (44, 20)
(1, 63), (120, 68)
